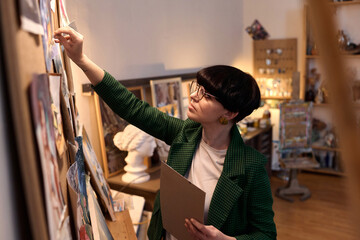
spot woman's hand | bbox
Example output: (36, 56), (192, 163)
(185, 218), (236, 240)
(54, 27), (104, 85)
(54, 27), (85, 65)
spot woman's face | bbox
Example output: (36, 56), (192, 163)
(187, 86), (227, 125)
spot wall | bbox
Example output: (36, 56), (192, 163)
(241, 0), (304, 169)
(0, 64), (18, 239)
(66, 0), (305, 167)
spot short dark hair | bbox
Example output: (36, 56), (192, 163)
(196, 65), (260, 123)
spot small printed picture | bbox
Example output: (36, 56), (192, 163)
(39, 0), (54, 71)
(82, 126), (116, 221)
(181, 79), (194, 118)
(29, 74), (67, 240)
(48, 74), (66, 157)
(150, 78), (184, 119)
(19, 0), (44, 35)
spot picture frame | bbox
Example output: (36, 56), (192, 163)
(150, 78), (184, 119)
(94, 86), (145, 178)
(82, 126), (116, 221)
(181, 78), (194, 117)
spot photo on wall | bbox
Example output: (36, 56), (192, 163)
(82, 126), (116, 221)
(19, 0), (44, 34)
(29, 74), (68, 240)
(150, 78), (184, 119)
(94, 86), (145, 178)
(39, 0), (54, 72)
(181, 79), (194, 117)
(48, 74), (66, 157)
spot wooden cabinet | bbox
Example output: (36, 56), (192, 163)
(303, 1), (360, 176)
(243, 125), (273, 177)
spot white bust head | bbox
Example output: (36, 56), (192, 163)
(113, 124), (156, 157)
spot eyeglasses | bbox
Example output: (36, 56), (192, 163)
(190, 81), (218, 100)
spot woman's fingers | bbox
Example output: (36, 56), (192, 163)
(185, 219), (206, 240)
(54, 34), (70, 49)
(54, 26), (78, 38)
(190, 219), (206, 233)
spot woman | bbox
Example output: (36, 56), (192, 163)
(54, 27), (276, 240)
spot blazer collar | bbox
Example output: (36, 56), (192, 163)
(222, 125), (245, 178)
(173, 124), (245, 178)
(207, 126), (246, 229)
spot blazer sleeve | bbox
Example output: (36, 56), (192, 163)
(93, 71), (184, 145)
(237, 157), (277, 240)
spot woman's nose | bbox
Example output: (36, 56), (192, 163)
(190, 92), (199, 101)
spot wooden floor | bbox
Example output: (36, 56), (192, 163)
(271, 172), (358, 240)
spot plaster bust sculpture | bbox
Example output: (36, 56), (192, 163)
(113, 124), (156, 183)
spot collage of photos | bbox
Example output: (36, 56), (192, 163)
(20, 0), (118, 239)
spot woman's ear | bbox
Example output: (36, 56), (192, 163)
(224, 111), (239, 121)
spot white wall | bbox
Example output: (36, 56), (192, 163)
(66, 0), (305, 166)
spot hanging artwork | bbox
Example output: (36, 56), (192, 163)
(29, 74), (69, 240)
(82, 126), (116, 221)
(19, 0), (44, 34)
(48, 74), (66, 157)
(95, 86), (145, 178)
(86, 176), (114, 240)
(279, 101), (313, 150)
(181, 79), (194, 116)
(58, 0), (70, 27)
(67, 161), (94, 240)
(39, 0), (54, 72)
(150, 78), (184, 119)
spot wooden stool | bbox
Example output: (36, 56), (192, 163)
(276, 156), (319, 202)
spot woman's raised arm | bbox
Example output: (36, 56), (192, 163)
(54, 27), (104, 86)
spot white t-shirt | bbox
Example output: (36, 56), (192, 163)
(166, 138), (226, 240)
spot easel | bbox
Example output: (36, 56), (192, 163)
(276, 101), (319, 202)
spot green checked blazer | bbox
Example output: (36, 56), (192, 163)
(94, 72), (277, 240)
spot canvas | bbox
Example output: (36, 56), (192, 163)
(39, 0), (54, 72)
(29, 74), (68, 240)
(58, 0), (70, 27)
(48, 74), (66, 157)
(95, 95), (128, 178)
(94, 86), (144, 178)
(82, 126), (116, 221)
(181, 79), (194, 117)
(86, 176), (114, 240)
(150, 77), (184, 119)
(67, 161), (93, 240)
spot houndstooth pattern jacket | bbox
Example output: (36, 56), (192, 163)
(94, 72), (277, 240)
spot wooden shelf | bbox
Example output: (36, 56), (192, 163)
(329, 1), (360, 7)
(306, 54), (360, 59)
(313, 103), (360, 108)
(311, 145), (341, 152)
(303, 168), (345, 177)
(261, 96), (292, 100)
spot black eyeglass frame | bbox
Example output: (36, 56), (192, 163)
(189, 81), (218, 100)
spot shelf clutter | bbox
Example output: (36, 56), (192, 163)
(302, 0), (360, 176)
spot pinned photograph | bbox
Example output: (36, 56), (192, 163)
(86, 176), (114, 240)
(29, 74), (68, 240)
(82, 126), (116, 221)
(39, 0), (54, 71)
(48, 74), (66, 157)
(19, 0), (44, 35)
(150, 78), (184, 119)
(58, 0), (70, 27)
